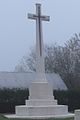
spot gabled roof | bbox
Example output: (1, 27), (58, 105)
(0, 72), (67, 90)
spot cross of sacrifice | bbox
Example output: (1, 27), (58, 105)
(28, 4), (50, 57)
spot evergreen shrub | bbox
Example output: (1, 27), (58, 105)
(0, 88), (29, 113)
(54, 89), (80, 112)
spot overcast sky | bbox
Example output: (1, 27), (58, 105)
(0, 0), (80, 71)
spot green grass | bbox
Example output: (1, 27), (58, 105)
(0, 115), (74, 120)
(0, 115), (8, 120)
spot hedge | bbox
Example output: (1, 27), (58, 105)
(54, 90), (80, 112)
(0, 88), (29, 113)
(0, 88), (80, 113)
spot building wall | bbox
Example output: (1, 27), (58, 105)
(0, 72), (67, 90)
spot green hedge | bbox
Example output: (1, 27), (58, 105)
(54, 90), (80, 112)
(0, 88), (29, 113)
(0, 88), (80, 113)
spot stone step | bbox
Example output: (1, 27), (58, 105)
(25, 99), (57, 106)
(16, 105), (68, 116)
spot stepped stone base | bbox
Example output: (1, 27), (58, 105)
(5, 81), (74, 119)
(14, 82), (74, 118)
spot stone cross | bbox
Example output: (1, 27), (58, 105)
(28, 4), (50, 81)
(14, 4), (74, 118)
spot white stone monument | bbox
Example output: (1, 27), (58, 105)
(5, 3), (74, 119)
(75, 110), (80, 120)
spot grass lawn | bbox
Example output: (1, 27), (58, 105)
(0, 115), (74, 120)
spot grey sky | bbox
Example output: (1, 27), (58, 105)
(0, 0), (80, 71)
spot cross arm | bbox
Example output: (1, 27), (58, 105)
(41, 16), (50, 21)
(28, 13), (37, 20)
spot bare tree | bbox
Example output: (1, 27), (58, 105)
(15, 33), (80, 89)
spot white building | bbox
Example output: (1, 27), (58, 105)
(0, 72), (67, 90)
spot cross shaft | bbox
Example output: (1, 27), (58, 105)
(28, 3), (50, 75)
